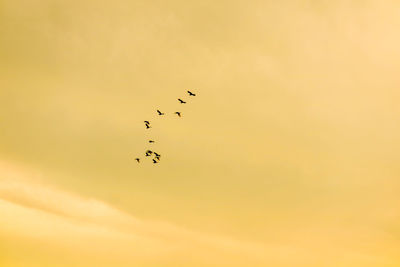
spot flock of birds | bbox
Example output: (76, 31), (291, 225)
(135, 90), (197, 164)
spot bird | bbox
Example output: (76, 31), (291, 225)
(157, 110), (165, 115)
(154, 152), (160, 157)
(144, 121), (150, 125)
(145, 124), (151, 129)
(145, 150), (153, 157)
(174, 112), (182, 117)
(149, 140), (155, 143)
(187, 91), (196, 96)
(135, 158), (140, 163)
(152, 159), (158, 164)
(155, 155), (160, 161)
(178, 98), (186, 104)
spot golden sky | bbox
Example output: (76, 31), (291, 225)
(1, 0), (400, 266)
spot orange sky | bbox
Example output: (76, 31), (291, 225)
(1, 0), (400, 266)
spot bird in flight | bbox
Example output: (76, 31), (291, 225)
(136, 89), (200, 166)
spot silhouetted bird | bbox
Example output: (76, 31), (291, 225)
(145, 124), (151, 129)
(178, 98), (186, 104)
(145, 150), (153, 157)
(175, 112), (181, 117)
(152, 159), (158, 164)
(144, 121), (150, 125)
(135, 158), (140, 163)
(149, 140), (155, 143)
(157, 110), (165, 115)
(154, 152), (160, 157)
(187, 91), (196, 96)
(155, 155), (160, 161)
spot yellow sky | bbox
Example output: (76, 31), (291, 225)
(1, 0), (400, 266)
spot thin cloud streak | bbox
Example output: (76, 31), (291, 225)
(0, 160), (290, 266)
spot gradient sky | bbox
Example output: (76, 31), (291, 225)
(1, 0), (400, 266)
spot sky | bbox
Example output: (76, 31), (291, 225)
(1, 0), (400, 266)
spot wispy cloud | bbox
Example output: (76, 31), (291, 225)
(0, 160), (279, 266)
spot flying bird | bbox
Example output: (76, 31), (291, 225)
(137, 90), (200, 164)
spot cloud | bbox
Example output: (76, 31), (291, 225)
(0, 160), (279, 266)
